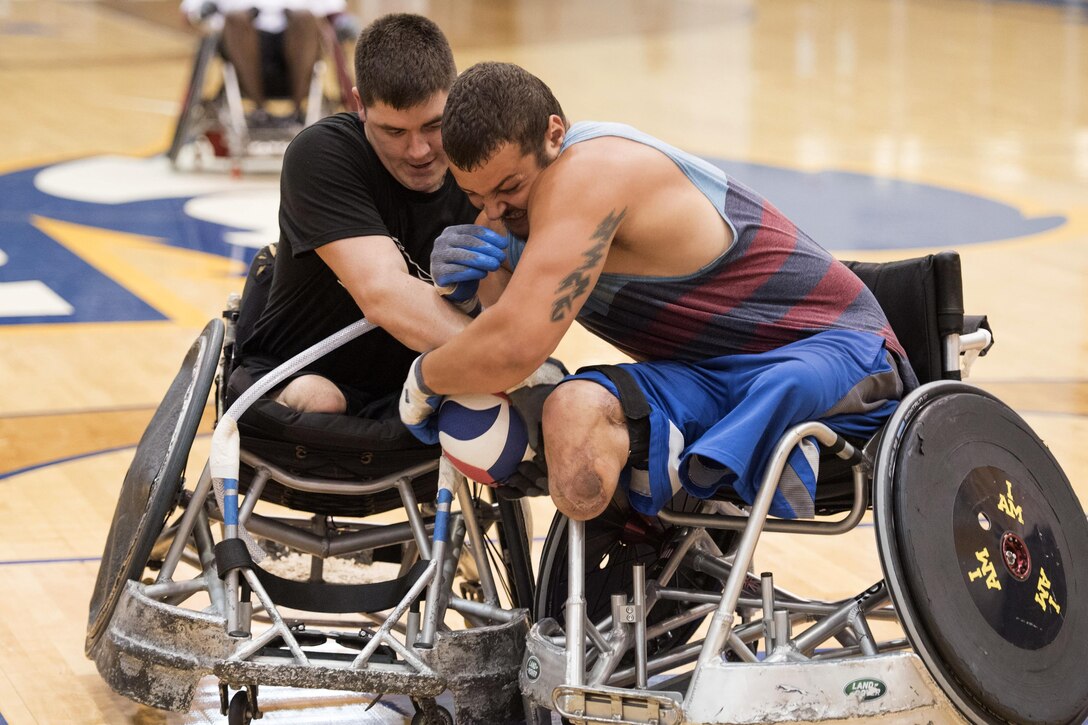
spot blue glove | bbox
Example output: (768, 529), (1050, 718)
(399, 354), (443, 445)
(431, 225), (508, 309)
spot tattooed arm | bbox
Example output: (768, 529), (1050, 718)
(420, 155), (627, 394)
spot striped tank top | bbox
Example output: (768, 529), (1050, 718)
(507, 121), (913, 385)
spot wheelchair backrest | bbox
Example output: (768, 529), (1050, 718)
(221, 244), (276, 391)
(843, 251), (964, 386)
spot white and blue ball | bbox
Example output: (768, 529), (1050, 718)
(437, 393), (531, 485)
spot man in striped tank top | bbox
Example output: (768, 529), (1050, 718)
(400, 61), (915, 522)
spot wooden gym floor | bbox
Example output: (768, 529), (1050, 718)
(0, 0), (1086, 722)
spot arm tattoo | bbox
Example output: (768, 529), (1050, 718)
(551, 208), (626, 322)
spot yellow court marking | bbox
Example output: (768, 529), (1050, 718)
(31, 215), (245, 328)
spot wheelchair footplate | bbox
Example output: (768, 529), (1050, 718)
(683, 652), (963, 724)
(553, 684), (683, 725)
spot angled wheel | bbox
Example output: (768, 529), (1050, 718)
(85, 319), (224, 655)
(875, 382), (1088, 724)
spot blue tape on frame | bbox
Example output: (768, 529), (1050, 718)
(436, 488), (455, 506)
(223, 478), (238, 526)
(433, 509), (449, 544)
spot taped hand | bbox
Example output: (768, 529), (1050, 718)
(430, 225), (508, 311)
(398, 354), (443, 445)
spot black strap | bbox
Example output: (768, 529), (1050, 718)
(215, 538), (253, 578)
(252, 559), (431, 614)
(576, 364), (651, 467)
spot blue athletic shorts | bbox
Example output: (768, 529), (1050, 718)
(565, 330), (904, 519)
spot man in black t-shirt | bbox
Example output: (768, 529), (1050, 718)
(234, 13), (478, 418)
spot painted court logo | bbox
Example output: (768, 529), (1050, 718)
(0, 153), (1064, 327)
(844, 678), (887, 702)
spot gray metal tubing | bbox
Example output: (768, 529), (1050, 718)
(419, 470), (457, 647)
(456, 482), (499, 606)
(192, 505), (227, 613)
(225, 558), (240, 635)
(656, 580), (900, 625)
(207, 507), (428, 558)
(238, 450), (437, 496)
(142, 577), (207, 600)
(229, 622), (282, 662)
(762, 572), (776, 650)
(691, 423), (842, 679)
(397, 479), (433, 560)
(633, 564), (648, 688)
(448, 595), (518, 623)
(237, 467), (269, 525)
(610, 642), (702, 686)
(644, 602), (717, 641)
(418, 537), (447, 647)
(577, 528), (704, 640)
(233, 567), (309, 664)
(565, 519), (587, 686)
(943, 333), (961, 376)
(433, 515), (465, 626)
(810, 638), (911, 660)
(157, 461), (213, 583)
(353, 558), (438, 669)
(728, 631), (762, 663)
(656, 526), (705, 587)
(658, 466), (867, 535)
(789, 581), (890, 655)
(849, 604), (879, 656)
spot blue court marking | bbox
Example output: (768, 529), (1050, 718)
(0, 556), (101, 567)
(0, 431), (211, 481)
(0, 162), (254, 325)
(708, 158), (1065, 250)
(0, 444), (139, 482)
(0, 152), (1068, 326)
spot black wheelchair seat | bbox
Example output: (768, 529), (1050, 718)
(229, 389), (440, 518)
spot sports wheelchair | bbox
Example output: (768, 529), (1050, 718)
(521, 251), (1088, 724)
(85, 245), (538, 724)
(167, 10), (355, 174)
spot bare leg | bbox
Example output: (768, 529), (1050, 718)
(282, 10), (323, 115)
(273, 374), (347, 414)
(220, 10), (265, 108)
(542, 380), (629, 521)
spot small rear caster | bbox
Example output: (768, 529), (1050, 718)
(222, 685), (259, 725)
(228, 691), (251, 725)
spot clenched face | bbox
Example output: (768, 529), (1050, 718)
(451, 143), (542, 239)
(450, 115), (566, 239)
(359, 90), (449, 193)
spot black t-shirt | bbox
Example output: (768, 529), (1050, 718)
(239, 112), (477, 398)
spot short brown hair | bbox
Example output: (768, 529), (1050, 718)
(354, 14), (455, 109)
(442, 62), (567, 171)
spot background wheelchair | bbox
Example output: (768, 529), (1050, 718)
(85, 244), (537, 724)
(522, 251), (1088, 724)
(167, 9), (356, 174)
